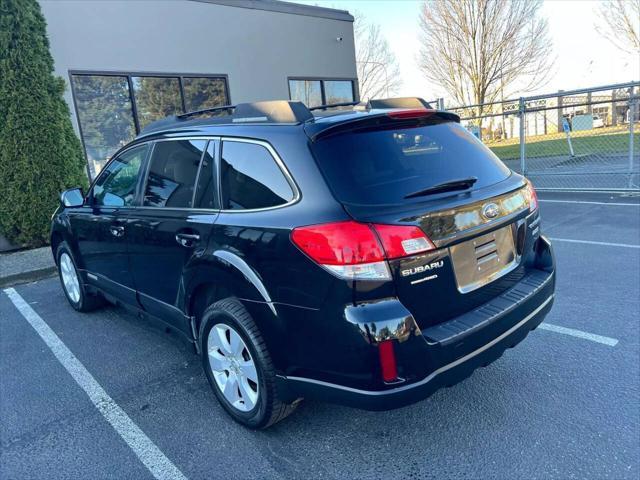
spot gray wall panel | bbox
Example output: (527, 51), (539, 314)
(39, 0), (356, 134)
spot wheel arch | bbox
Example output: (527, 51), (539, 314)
(50, 231), (64, 264)
(184, 250), (278, 342)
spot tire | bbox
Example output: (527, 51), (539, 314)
(56, 242), (104, 312)
(200, 298), (298, 429)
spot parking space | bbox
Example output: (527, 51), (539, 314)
(1, 191), (639, 479)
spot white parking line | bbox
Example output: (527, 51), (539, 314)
(549, 238), (640, 249)
(539, 322), (619, 347)
(3, 288), (187, 480)
(539, 199), (640, 206)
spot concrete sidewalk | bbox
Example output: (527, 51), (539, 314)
(0, 247), (56, 288)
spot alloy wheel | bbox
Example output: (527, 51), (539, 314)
(207, 323), (259, 412)
(60, 252), (80, 304)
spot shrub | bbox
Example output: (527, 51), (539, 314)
(0, 0), (87, 247)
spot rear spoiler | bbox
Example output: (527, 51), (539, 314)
(367, 97), (433, 110)
(307, 109), (460, 142)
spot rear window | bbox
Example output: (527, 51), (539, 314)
(311, 121), (511, 205)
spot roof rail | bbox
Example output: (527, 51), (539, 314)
(309, 101), (361, 111)
(140, 100), (314, 135)
(367, 97), (433, 110)
(176, 104), (236, 120)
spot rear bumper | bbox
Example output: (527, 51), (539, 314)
(282, 289), (552, 410)
(280, 236), (555, 410)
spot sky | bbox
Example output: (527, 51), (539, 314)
(294, 0), (639, 104)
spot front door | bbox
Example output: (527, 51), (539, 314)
(126, 139), (218, 334)
(70, 143), (149, 305)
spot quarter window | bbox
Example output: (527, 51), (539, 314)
(143, 140), (206, 208)
(92, 144), (148, 207)
(220, 141), (294, 210)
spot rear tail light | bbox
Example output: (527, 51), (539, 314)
(525, 179), (538, 211)
(378, 340), (398, 382)
(373, 224), (436, 257)
(291, 221), (435, 280)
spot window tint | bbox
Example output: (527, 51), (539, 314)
(194, 141), (217, 209)
(311, 122), (511, 206)
(93, 144), (148, 207)
(220, 141), (294, 210)
(143, 140), (206, 208)
(289, 80), (322, 107)
(324, 80), (354, 104)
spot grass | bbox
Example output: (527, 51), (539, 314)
(487, 126), (640, 160)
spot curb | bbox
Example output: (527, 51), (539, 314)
(0, 267), (57, 289)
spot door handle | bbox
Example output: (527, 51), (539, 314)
(175, 232), (200, 247)
(110, 225), (125, 237)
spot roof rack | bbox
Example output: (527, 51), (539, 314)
(309, 101), (361, 111)
(140, 100), (314, 135)
(176, 104), (236, 120)
(367, 97), (433, 110)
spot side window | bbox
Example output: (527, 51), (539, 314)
(194, 141), (217, 209)
(92, 144), (148, 207)
(143, 140), (206, 208)
(220, 141), (294, 210)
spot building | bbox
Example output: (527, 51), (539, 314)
(40, 0), (357, 177)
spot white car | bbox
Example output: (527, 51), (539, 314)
(592, 115), (605, 128)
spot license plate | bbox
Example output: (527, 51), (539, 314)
(449, 225), (518, 293)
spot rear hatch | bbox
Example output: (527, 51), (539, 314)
(308, 111), (537, 329)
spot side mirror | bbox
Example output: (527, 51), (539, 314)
(60, 188), (85, 207)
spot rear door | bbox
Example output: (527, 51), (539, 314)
(70, 143), (149, 305)
(126, 138), (218, 334)
(310, 117), (538, 329)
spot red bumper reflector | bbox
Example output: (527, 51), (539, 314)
(378, 340), (398, 382)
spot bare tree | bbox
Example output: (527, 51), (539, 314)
(355, 14), (402, 100)
(595, 0), (640, 55)
(418, 0), (554, 114)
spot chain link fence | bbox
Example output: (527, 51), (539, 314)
(446, 81), (640, 191)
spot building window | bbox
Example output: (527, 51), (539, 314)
(288, 80), (323, 107)
(288, 78), (355, 107)
(71, 75), (136, 179)
(183, 77), (228, 111)
(324, 80), (354, 104)
(132, 77), (183, 130)
(70, 72), (229, 178)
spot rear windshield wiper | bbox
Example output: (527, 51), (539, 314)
(404, 177), (478, 199)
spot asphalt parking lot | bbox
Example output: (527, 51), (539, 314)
(1, 191), (639, 480)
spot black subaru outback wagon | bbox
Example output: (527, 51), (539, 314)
(51, 98), (555, 429)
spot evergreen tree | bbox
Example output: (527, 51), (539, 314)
(0, 0), (87, 247)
